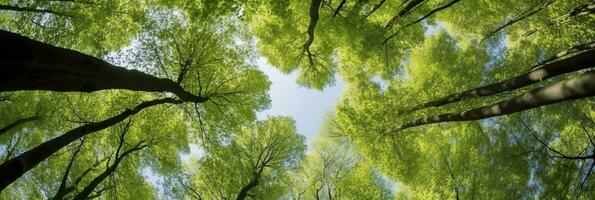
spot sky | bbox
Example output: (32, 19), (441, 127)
(255, 57), (345, 142)
(179, 56), (344, 163)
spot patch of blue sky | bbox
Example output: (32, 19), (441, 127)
(255, 56), (345, 142)
(373, 167), (401, 197)
(481, 30), (509, 84)
(422, 21), (446, 36)
(371, 75), (389, 92)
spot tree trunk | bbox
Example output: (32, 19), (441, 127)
(524, 1), (595, 37)
(384, 0), (426, 29)
(411, 50), (595, 111)
(235, 174), (260, 200)
(0, 4), (71, 17)
(0, 116), (39, 136)
(304, 0), (323, 51)
(0, 30), (205, 102)
(52, 140), (84, 200)
(72, 145), (143, 200)
(365, 0), (387, 18)
(395, 71), (595, 131)
(383, 0), (462, 44)
(529, 41), (595, 71)
(481, 0), (556, 43)
(333, 0), (346, 17)
(0, 98), (186, 191)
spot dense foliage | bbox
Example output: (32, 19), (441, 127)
(1, 0), (594, 199)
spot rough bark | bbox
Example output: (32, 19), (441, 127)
(480, 0), (556, 43)
(410, 50), (595, 111)
(529, 41), (595, 71)
(384, 0), (426, 29)
(0, 30), (205, 102)
(0, 98), (187, 191)
(0, 116), (40, 136)
(382, 0), (462, 44)
(395, 71), (595, 132)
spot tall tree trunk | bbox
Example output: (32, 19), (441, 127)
(52, 140), (84, 200)
(235, 173), (261, 200)
(383, 0), (462, 44)
(0, 30), (205, 102)
(302, 0), (323, 67)
(0, 4), (71, 17)
(0, 98), (187, 191)
(529, 41), (595, 71)
(304, 0), (323, 51)
(333, 0), (346, 17)
(72, 144), (145, 200)
(524, 1), (595, 37)
(384, 0), (426, 29)
(411, 50), (595, 111)
(394, 71), (595, 132)
(0, 116), (39, 136)
(480, 0), (557, 43)
(365, 0), (387, 18)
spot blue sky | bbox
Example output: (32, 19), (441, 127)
(255, 57), (345, 141)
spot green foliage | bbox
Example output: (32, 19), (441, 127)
(177, 117), (306, 199)
(1, 0), (595, 199)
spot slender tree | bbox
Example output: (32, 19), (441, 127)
(394, 71), (595, 132)
(0, 116), (39, 136)
(524, 0), (595, 36)
(410, 50), (594, 111)
(365, 0), (387, 17)
(0, 98), (188, 191)
(302, 0), (323, 67)
(480, 0), (557, 43)
(0, 4), (71, 17)
(383, 0), (463, 44)
(384, 0), (427, 29)
(73, 124), (156, 200)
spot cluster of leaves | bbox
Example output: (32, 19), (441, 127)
(1, 0), (594, 199)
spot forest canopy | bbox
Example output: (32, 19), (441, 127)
(0, 0), (594, 199)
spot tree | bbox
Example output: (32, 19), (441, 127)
(286, 126), (394, 200)
(176, 117), (306, 200)
(0, 6), (271, 191)
(1, 0), (595, 198)
(1, 0), (146, 55)
(0, 30), (206, 103)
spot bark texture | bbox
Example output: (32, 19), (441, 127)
(411, 50), (595, 111)
(0, 30), (205, 102)
(395, 71), (595, 131)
